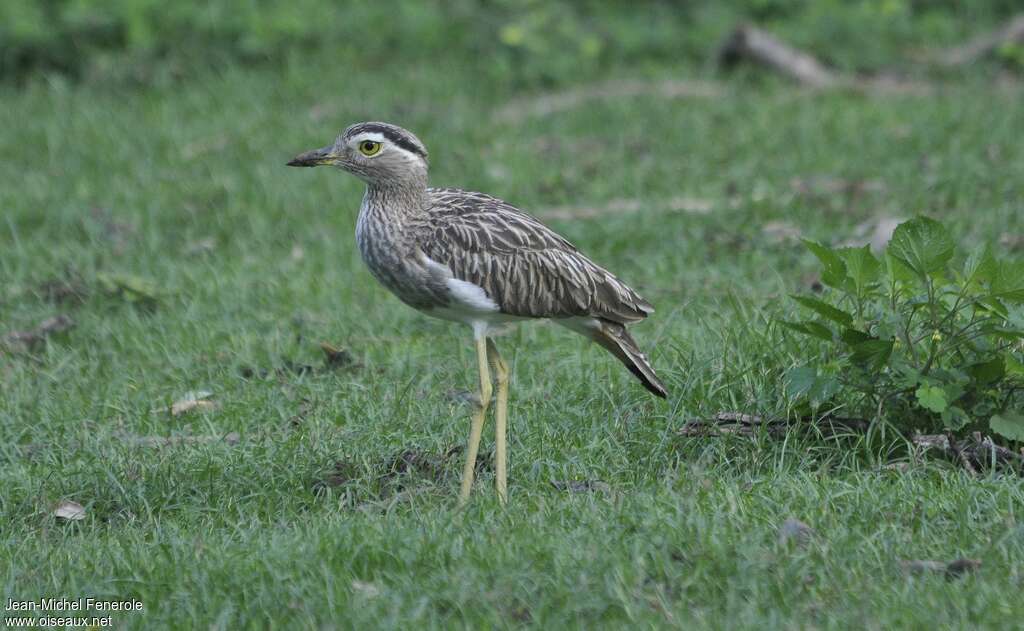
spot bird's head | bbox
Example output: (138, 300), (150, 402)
(287, 121), (429, 186)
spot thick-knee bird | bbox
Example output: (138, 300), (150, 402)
(288, 122), (667, 504)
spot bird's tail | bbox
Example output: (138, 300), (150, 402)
(562, 317), (667, 398)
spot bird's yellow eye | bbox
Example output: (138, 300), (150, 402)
(358, 140), (382, 156)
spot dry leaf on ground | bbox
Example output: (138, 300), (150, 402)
(53, 500), (86, 521)
(319, 342), (356, 369)
(170, 390), (216, 416)
(351, 580), (382, 598)
(777, 518), (815, 547)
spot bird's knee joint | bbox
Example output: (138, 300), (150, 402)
(494, 360), (509, 384)
(477, 382), (493, 408)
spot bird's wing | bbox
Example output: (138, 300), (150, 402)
(420, 188), (654, 323)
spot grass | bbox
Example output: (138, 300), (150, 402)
(2, 46), (1024, 628)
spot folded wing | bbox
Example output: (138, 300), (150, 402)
(420, 188), (654, 324)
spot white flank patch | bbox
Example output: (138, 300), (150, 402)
(419, 251), (514, 337)
(419, 252), (498, 313)
(420, 253), (451, 277)
(446, 278), (499, 312)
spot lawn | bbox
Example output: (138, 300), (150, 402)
(2, 32), (1024, 630)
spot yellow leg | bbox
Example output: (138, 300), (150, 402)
(487, 339), (509, 505)
(459, 336), (492, 505)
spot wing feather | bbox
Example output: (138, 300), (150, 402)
(420, 188), (654, 323)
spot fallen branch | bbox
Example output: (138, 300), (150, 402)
(938, 14), (1024, 67)
(912, 431), (1024, 472)
(718, 24), (838, 88)
(717, 25), (935, 95)
(2, 314), (75, 352)
(679, 412), (869, 438)
(685, 417), (1023, 472)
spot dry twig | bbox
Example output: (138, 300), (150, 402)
(718, 24), (838, 87)
(679, 412), (869, 438)
(2, 315), (75, 352)
(939, 14), (1024, 66)
(912, 432), (1024, 472)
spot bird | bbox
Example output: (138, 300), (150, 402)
(287, 122), (666, 504)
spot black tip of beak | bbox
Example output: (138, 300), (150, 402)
(286, 147), (330, 167)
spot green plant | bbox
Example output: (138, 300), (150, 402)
(2, 1), (1021, 86)
(782, 216), (1024, 442)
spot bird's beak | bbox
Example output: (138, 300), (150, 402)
(286, 145), (334, 167)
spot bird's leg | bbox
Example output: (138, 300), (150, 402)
(459, 336), (493, 505)
(487, 339), (509, 505)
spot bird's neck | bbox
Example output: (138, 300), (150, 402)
(358, 180), (430, 243)
(362, 179), (428, 222)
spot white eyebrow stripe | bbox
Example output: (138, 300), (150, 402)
(350, 132), (387, 144)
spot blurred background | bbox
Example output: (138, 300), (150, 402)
(2, 0), (1022, 87)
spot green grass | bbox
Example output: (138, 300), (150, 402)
(2, 49), (1024, 628)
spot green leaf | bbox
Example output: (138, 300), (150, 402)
(96, 272), (161, 303)
(785, 366), (839, 406)
(802, 239), (847, 288)
(975, 296), (1009, 318)
(851, 339), (893, 370)
(893, 365), (923, 389)
(887, 216), (954, 279)
(941, 406), (970, 431)
(840, 328), (872, 346)
(790, 295), (854, 327)
(812, 376), (842, 403)
(991, 260), (1024, 303)
(989, 328), (1024, 341)
(915, 384), (948, 414)
(786, 366), (818, 400)
(1005, 354), (1024, 378)
(800, 321), (834, 342)
(777, 320), (833, 342)
(990, 413), (1024, 442)
(777, 319), (808, 335)
(967, 357), (1005, 385)
(961, 245), (996, 289)
(836, 245), (880, 295)
(885, 252), (917, 283)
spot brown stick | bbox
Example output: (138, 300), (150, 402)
(679, 412), (869, 438)
(2, 314), (75, 351)
(718, 24), (838, 88)
(939, 14), (1024, 66)
(912, 432), (1024, 471)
